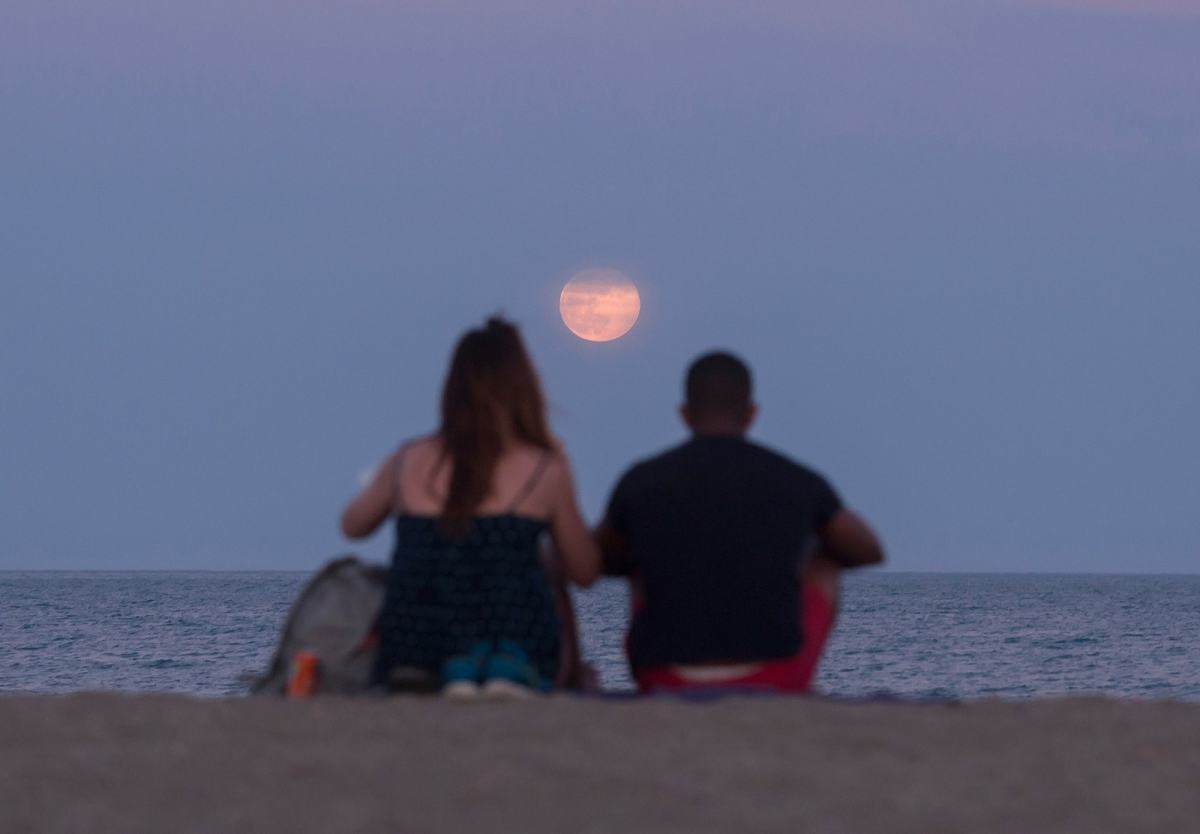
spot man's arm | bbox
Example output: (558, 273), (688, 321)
(594, 519), (634, 577)
(593, 466), (638, 576)
(816, 509), (885, 568)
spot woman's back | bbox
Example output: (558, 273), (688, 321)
(342, 433), (597, 589)
(339, 316), (600, 694)
(393, 436), (560, 521)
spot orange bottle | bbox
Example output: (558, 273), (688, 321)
(286, 651), (320, 698)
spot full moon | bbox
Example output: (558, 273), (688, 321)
(559, 268), (641, 342)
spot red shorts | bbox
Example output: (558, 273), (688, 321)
(632, 582), (836, 695)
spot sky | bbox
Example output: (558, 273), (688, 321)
(1, 0), (1197, 572)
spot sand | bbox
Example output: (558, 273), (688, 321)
(3, 693), (1199, 834)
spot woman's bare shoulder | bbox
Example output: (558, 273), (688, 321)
(402, 432), (438, 449)
(507, 440), (570, 469)
(399, 433), (441, 459)
(384, 435), (440, 485)
(522, 443), (577, 498)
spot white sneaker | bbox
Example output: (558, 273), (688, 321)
(481, 678), (538, 700)
(441, 680), (482, 701)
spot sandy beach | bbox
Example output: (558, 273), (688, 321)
(3, 693), (1198, 834)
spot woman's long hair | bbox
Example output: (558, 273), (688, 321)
(437, 317), (553, 536)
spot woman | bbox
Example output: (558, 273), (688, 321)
(341, 317), (600, 698)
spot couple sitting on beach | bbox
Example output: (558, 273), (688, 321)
(341, 317), (884, 698)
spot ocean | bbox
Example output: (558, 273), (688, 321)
(1, 571), (1197, 700)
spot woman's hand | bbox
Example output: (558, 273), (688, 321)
(340, 449), (400, 539)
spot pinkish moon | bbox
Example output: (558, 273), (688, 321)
(559, 268), (641, 342)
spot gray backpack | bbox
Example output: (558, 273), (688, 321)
(252, 556), (386, 696)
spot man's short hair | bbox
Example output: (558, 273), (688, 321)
(685, 351), (753, 418)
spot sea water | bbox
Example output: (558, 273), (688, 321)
(1, 572), (1197, 699)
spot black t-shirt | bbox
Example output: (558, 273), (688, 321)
(604, 435), (842, 669)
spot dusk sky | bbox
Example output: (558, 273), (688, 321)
(2, 0), (1197, 571)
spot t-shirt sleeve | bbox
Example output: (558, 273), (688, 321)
(600, 468), (637, 576)
(604, 471), (633, 534)
(810, 472), (843, 530)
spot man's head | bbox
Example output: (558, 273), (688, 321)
(681, 351), (757, 435)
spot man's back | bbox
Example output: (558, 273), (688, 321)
(605, 435), (841, 668)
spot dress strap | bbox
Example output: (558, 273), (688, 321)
(507, 451), (553, 514)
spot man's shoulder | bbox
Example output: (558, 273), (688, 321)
(741, 438), (833, 487)
(617, 441), (691, 483)
(615, 436), (835, 492)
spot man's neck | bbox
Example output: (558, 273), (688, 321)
(690, 424), (746, 438)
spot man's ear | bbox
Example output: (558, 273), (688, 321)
(743, 403), (759, 431)
(679, 404), (694, 430)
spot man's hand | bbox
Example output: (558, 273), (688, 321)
(818, 509), (885, 568)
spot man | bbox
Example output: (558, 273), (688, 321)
(596, 351), (884, 693)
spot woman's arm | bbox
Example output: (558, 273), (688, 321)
(546, 455), (602, 587)
(340, 450), (400, 539)
(538, 539), (596, 691)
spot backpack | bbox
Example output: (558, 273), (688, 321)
(252, 555), (386, 696)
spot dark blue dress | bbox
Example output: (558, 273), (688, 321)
(371, 514), (561, 685)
